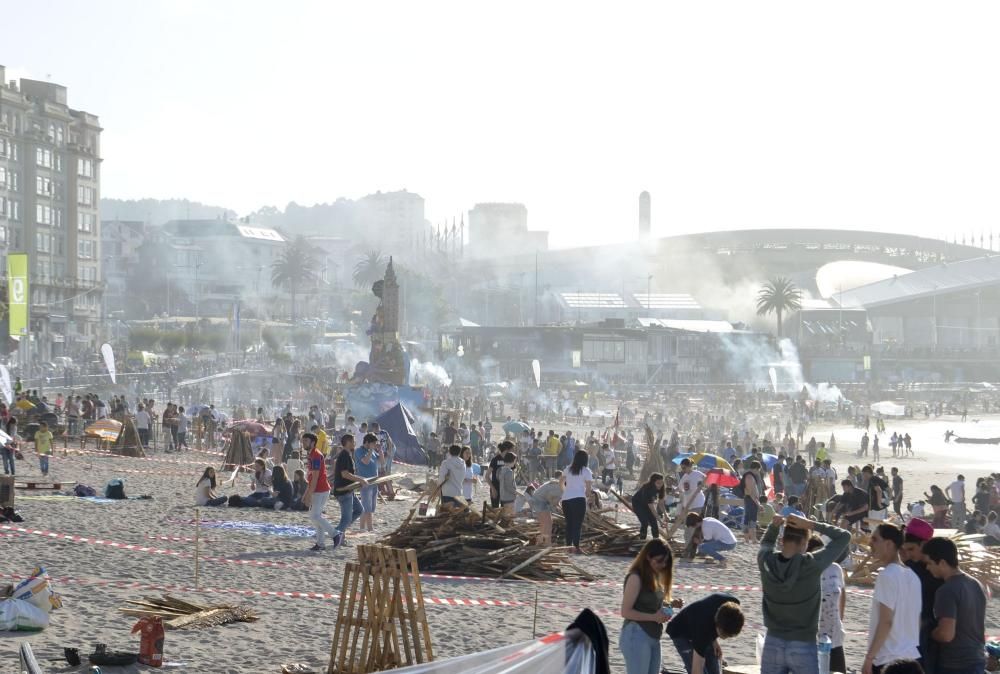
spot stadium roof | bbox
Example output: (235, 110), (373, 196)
(836, 255), (1000, 308)
(632, 293), (701, 310)
(559, 292), (627, 309)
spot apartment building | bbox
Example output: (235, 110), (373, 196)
(0, 65), (103, 359)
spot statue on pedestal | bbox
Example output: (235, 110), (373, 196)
(351, 257), (408, 386)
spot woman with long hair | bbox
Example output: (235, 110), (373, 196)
(560, 449), (593, 554)
(619, 538), (677, 674)
(195, 467), (227, 507)
(271, 416), (286, 465)
(631, 472), (665, 540)
(461, 446), (480, 502)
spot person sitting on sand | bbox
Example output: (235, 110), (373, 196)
(258, 465), (293, 510)
(196, 467), (227, 507)
(244, 459), (272, 505)
(290, 469), (308, 510)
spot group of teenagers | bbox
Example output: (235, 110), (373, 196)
(195, 418), (398, 552)
(618, 514), (988, 674)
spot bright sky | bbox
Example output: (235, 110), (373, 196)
(5, 1), (1000, 248)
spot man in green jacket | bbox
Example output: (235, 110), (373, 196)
(758, 513), (851, 674)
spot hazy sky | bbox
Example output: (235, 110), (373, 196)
(5, 1), (1000, 248)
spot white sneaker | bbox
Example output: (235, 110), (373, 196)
(274, 501), (283, 511)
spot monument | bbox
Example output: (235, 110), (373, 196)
(347, 257), (424, 421)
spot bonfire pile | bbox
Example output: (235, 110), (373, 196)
(379, 501), (643, 581)
(119, 595), (258, 630)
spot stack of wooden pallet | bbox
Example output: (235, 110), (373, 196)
(119, 595), (258, 629)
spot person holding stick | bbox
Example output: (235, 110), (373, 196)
(631, 472), (666, 540)
(530, 471), (563, 546)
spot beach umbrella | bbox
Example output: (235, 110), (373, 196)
(85, 418), (123, 440)
(503, 420), (530, 434)
(743, 453), (780, 469)
(704, 468), (740, 488)
(14, 399), (35, 410)
(672, 452), (734, 471)
(230, 420), (269, 436)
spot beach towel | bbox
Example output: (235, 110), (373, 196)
(175, 519), (316, 537)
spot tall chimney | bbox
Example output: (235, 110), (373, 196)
(639, 191), (651, 238)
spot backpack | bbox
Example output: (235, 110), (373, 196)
(104, 479), (126, 500)
(74, 484), (97, 497)
(732, 472), (751, 499)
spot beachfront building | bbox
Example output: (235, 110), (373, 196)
(0, 66), (103, 360)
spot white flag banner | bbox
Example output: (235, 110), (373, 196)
(0, 364), (12, 404)
(532, 359), (541, 389)
(100, 343), (117, 384)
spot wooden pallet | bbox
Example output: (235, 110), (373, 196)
(328, 545), (433, 674)
(14, 481), (75, 490)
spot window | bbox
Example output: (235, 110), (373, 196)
(36, 231), (51, 253)
(77, 158), (93, 178)
(36, 204), (52, 225)
(77, 265), (97, 283)
(11, 199), (19, 221)
(0, 226), (6, 245)
(77, 211), (95, 232)
(77, 185), (94, 206)
(78, 239), (95, 259)
(35, 147), (53, 168)
(36, 176), (54, 196)
(53, 208), (64, 228)
(582, 339), (626, 363)
(0, 196), (10, 219)
(0, 139), (6, 157)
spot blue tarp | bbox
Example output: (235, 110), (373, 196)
(375, 403), (427, 466)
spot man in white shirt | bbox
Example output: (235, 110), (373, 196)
(946, 475), (966, 529)
(134, 404), (151, 448)
(691, 513), (738, 565)
(437, 444), (466, 508)
(678, 458), (707, 513)
(864, 523), (921, 674)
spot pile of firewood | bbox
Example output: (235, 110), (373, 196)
(119, 595), (258, 629)
(377, 494), (652, 581)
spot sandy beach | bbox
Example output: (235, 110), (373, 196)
(3, 413), (1000, 673)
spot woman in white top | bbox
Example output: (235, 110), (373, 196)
(196, 467), (227, 507)
(560, 449), (593, 554)
(808, 536), (846, 673)
(461, 446), (479, 501)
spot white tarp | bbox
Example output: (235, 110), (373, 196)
(870, 401), (906, 417)
(386, 632), (595, 674)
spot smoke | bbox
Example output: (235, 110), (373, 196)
(330, 341), (370, 372)
(409, 359), (453, 387)
(717, 334), (843, 402)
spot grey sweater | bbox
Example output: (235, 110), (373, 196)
(757, 520), (851, 643)
(498, 465), (517, 502)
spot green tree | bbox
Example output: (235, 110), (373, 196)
(756, 277), (802, 338)
(129, 327), (160, 351)
(159, 330), (187, 355)
(352, 250), (387, 289)
(271, 236), (318, 322)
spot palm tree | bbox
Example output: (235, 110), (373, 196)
(271, 236), (317, 322)
(353, 250), (387, 289)
(756, 277), (802, 338)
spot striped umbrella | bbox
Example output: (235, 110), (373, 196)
(84, 419), (123, 441)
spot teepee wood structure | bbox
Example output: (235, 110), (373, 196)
(221, 431), (254, 469)
(112, 417), (146, 457)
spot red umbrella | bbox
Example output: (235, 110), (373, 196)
(704, 468), (740, 488)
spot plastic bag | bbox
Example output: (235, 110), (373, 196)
(0, 598), (50, 631)
(12, 567), (61, 612)
(755, 629), (767, 665)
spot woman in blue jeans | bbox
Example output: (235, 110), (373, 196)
(618, 538), (680, 674)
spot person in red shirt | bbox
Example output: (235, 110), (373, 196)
(302, 432), (342, 552)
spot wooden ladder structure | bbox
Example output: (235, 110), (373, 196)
(328, 545), (434, 674)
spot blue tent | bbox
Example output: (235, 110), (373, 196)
(375, 403), (427, 466)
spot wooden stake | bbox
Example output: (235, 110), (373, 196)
(194, 507), (201, 589)
(532, 588), (539, 638)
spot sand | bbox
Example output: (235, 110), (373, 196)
(2, 413), (999, 673)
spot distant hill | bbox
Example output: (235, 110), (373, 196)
(101, 198), (237, 225)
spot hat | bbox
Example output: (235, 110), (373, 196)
(904, 518), (934, 543)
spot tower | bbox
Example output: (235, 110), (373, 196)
(639, 191), (651, 238)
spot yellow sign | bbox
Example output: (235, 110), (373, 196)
(7, 253), (28, 337)
(863, 355), (871, 371)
